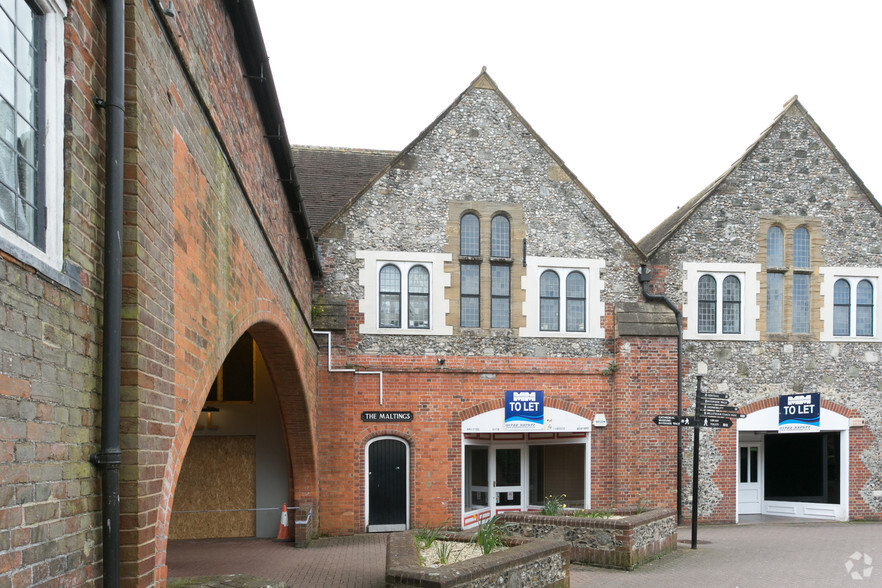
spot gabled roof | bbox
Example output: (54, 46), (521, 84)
(315, 69), (644, 258)
(292, 146), (396, 232)
(638, 96), (882, 257)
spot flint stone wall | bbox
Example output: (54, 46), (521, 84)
(317, 87), (641, 358)
(385, 530), (569, 588)
(651, 108), (882, 517)
(500, 509), (677, 570)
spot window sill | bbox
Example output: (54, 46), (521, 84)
(0, 240), (82, 294)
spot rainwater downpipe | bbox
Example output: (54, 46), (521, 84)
(312, 331), (385, 404)
(638, 265), (684, 525)
(88, 1), (124, 586)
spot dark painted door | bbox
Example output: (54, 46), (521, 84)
(368, 438), (407, 530)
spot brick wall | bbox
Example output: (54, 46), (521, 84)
(1, 1), (320, 586)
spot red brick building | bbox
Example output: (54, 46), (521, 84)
(303, 72), (681, 535)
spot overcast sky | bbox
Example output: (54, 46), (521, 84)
(253, 0), (882, 241)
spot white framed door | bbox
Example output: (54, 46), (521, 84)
(491, 446), (525, 515)
(738, 442), (762, 515)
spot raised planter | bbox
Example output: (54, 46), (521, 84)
(500, 508), (677, 570)
(386, 530), (570, 587)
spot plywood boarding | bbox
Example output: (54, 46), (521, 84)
(169, 435), (256, 539)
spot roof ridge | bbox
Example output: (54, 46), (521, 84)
(291, 145), (399, 156)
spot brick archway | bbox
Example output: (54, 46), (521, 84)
(152, 309), (318, 583)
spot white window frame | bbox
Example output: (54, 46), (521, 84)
(357, 250), (452, 336)
(519, 256), (605, 338)
(819, 268), (882, 341)
(0, 0), (66, 274)
(683, 262), (761, 341)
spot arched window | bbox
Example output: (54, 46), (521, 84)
(408, 266), (429, 329)
(539, 270), (560, 331)
(793, 228), (810, 267)
(833, 279), (850, 336)
(490, 215), (510, 257)
(722, 275), (741, 334)
(460, 213), (480, 257)
(856, 280), (874, 337)
(697, 274), (717, 333)
(379, 265), (401, 328)
(565, 272), (586, 332)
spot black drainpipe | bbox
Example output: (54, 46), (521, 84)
(89, 1), (125, 586)
(638, 265), (683, 525)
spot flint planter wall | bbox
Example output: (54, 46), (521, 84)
(386, 531), (570, 587)
(500, 508), (677, 570)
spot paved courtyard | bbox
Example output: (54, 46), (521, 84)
(167, 520), (881, 587)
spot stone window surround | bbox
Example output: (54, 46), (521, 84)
(520, 257), (605, 339)
(756, 217), (825, 341)
(444, 201), (527, 334)
(356, 251), (453, 336)
(682, 262), (761, 341)
(819, 267), (882, 342)
(0, 0), (66, 276)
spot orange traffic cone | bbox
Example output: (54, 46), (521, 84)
(275, 503), (290, 541)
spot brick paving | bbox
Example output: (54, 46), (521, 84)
(168, 521), (882, 587)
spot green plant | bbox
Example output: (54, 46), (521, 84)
(540, 493), (567, 516)
(635, 496), (650, 514)
(471, 515), (507, 555)
(601, 361), (618, 376)
(414, 522), (445, 549)
(573, 503), (615, 519)
(434, 541), (458, 565)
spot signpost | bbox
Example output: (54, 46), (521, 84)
(652, 374), (745, 550)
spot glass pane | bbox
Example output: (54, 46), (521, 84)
(16, 154), (32, 202)
(766, 273), (783, 333)
(767, 227), (784, 266)
(0, 96), (11, 146)
(460, 263), (479, 295)
(538, 444), (585, 508)
(566, 299), (585, 332)
(833, 305), (850, 337)
(540, 297), (559, 331)
(857, 280), (873, 337)
(408, 293), (429, 329)
(15, 72), (33, 124)
(698, 275), (716, 302)
(722, 276), (740, 302)
(16, 30), (33, 82)
(833, 279), (850, 305)
(460, 213), (480, 256)
(490, 215), (509, 257)
(0, 55), (13, 104)
(740, 447), (748, 484)
(792, 274), (810, 333)
(698, 300), (716, 333)
(0, 183), (13, 229)
(857, 280), (873, 305)
(491, 264), (509, 296)
(16, 0), (34, 43)
(379, 264), (400, 293)
(14, 114), (32, 163)
(540, 271), (559, 297)
(379, 292), (400, 328)
(0, 0), (11, 19)
(466, 446), (488, 510)
(0, 13), (13, 60)
(407, 265), (429, 294)
(15, 195), (33, 240)
(750, 447), (758, 484)
(491, 297), (509, 329)
(793, 227), (810, 267)
(0, 139), (15, 188)
(460, 296), (479, 327)
(566, 272), (585, 298)
(495, 448), (521, 486)
(722, 301), (740, 334)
